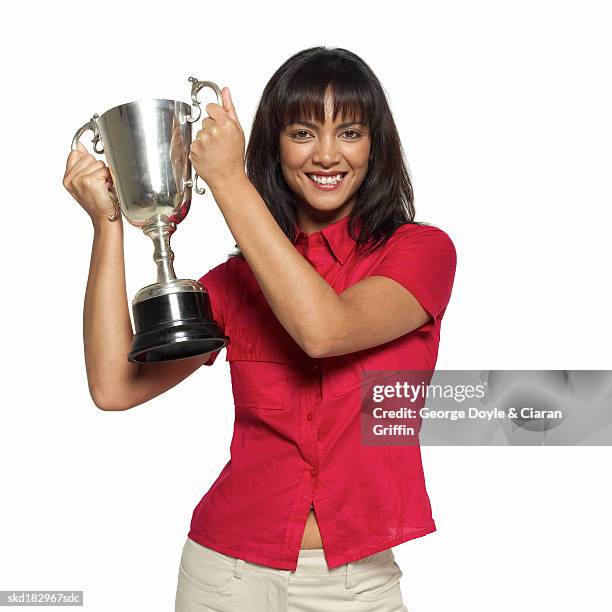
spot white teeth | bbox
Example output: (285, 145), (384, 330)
(308, 173), (344, 185)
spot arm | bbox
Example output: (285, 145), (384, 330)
(63, 144), (213, 412)
(83, 219), (213, 411)
(210, 177), (431, 357)
(191, 91), (433, 359)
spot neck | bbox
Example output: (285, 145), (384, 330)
(296, 200), (354, 235)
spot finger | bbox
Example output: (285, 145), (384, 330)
(205, 101), (225, 120)
(65, 150), (83, 174)
(79, 160), (108, 178)
(65, 155), (99, 182)
(65, 162), (103, 192)
(75, 166), (113, 189)
(222, 87), (241, 128)
(65, 141), (88, 173)
(85, 166), (112, 180)
(202, 117), (215, 130)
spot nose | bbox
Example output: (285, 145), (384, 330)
(312, 135), (341, 167)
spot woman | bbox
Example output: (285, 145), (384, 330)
(63, 46), (456, 612)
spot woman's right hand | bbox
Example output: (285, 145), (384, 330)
(63, 141), (118, 224)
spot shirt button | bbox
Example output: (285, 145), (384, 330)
(306, 412), (313, 421)
(311, 363), (320, 373)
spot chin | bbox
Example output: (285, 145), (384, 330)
(303, 202), (352, 217)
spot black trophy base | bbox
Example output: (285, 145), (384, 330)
(128, 289), (227, 363)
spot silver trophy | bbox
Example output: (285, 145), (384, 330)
(71, 77), (228, 363)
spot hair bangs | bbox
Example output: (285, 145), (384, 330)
(278, 68), (373, 129)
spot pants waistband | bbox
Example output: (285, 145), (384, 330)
(188, 538), (394, 581)
(293, 547), (394, 577)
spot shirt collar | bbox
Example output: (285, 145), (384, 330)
(292, 213), (361, 265)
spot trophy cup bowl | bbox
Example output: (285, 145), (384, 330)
(71, 77), (229, 363)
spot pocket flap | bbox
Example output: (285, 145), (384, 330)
(225, 328), (289, 363)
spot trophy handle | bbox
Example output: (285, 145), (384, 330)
(71, 114), (105, 154)
(185, 77), (223, 196)
(70, 114), (121, 222)
(186, 77), (222, 123)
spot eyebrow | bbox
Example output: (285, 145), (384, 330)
(289, 120), (368, 130)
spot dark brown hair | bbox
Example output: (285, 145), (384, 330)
(231, 46), (423, 258)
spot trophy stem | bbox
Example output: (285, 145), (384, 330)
(143, 215), (178, 284)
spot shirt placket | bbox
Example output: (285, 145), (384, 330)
(299, 361), (322, 500)
(297, 233), (332, 503)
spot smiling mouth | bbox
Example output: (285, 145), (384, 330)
(306, 172), (347, 186)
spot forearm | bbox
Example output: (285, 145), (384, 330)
(83, 218), (139, 407)
(209, 176), (345, 355)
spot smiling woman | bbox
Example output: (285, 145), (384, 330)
(243, 47), (418, 251)
(171, 46), (456, 612)
(62, 45), (455, 612)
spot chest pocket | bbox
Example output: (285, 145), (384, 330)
(226, 328), (292, 410)
(325, 343), (408, 399)
(325, 352), (367, 398)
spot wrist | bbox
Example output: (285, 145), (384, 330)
(208, 171), (252, 200)
(91, 212), (123, 234)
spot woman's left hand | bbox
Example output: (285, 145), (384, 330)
(189, 87), (246, 192)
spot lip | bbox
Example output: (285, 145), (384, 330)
(305, 171), (348, 176)
(304, 171), (347, 191)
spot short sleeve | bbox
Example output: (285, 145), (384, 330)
(370, 225), (457, 333)
(198, 262), (228, 366)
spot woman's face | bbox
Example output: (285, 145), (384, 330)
(279, 91), (371, 218)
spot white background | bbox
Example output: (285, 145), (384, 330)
(2, 1), (611, 610)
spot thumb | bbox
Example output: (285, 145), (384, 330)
(222, 87), (241, 128)
(66, 140), (87, 172)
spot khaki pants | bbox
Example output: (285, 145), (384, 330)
(175, 537), (409, 611)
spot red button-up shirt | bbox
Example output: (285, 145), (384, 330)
(187, 213), (457, 570)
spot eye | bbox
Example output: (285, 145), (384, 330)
(341, 129), (361, 140)
(290, 130), (312, 140)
